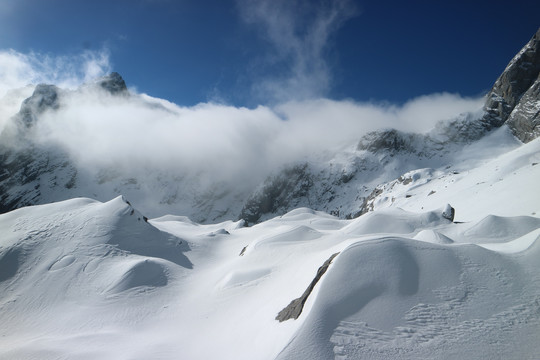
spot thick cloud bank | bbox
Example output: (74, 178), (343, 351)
(0, 49), (483, 187)
(0, 49), (110, 131)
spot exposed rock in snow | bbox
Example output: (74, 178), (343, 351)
(506, 74), (540, 142)
(483, 27), (540, 134)
(239, 163), (313, 225)
(17, 84), (60, 128)
(276, 252), (339, 322)
(442, 204), (455, 222)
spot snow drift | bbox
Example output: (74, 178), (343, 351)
(1, 142), (540, 358)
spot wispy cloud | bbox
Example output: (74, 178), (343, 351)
(0, 48), (111, 131)
(0, 48), (111, 97)
(237, 0), (357, 103)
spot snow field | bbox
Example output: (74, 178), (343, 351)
(1, 184), (539, 359)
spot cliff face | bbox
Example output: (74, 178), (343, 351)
(483, 27), (540, 142)
(505, 72), (540, 143)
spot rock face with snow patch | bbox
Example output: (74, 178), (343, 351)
(95, 72), (128, 95)
(484, 27), (540, 141)
(17, 84), (61, 128)
(239, 164), (313, 225)
(505, 74), (540, 142)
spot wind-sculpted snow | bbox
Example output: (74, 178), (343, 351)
(1, 191), (539, 359)
(1, 27), (540, 359)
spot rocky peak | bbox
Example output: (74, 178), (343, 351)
(505, 75), (540, 142)
(96, 72), (128, 95)
(483, 27), (540, 129)
(17, 84), (60, 127)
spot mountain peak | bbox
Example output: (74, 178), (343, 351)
(95, 72), (128, 95)
(17, 83), (60, 127)
(483, 27), (540, 133)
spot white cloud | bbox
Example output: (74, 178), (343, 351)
(237, 0), (357, 103)
(30, 90), (483, 187)
(0, 48), (111, 98)
(1, 48), (483, 191)
(0, 48), (111, 132)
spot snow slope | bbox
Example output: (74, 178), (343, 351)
(1, 133), (539, 359)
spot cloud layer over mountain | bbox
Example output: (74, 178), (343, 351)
(1, 48), (483, 187)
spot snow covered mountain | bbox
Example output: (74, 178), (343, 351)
(0, 136), (539, 358)
(1, 28), (540, 359)
(1, 29), (539, 223)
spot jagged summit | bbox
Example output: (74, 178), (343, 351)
(483, 27), (540, 140)
(95, 72), (128, 95)
(17, 84), (60, 127)
(12, 72), (128, 129)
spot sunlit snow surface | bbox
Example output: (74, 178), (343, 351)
(1, 138), (540, 359)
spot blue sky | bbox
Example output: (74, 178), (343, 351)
(0, 0), (539, 107)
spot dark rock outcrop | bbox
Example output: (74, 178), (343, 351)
(96, 72), (128, 95)
(239, 164), (313, 225)
(505, 74), (540, 142)
(17, 84), (60, 127)
(357, 129), (419, 154)
(442, 204), (455, 222)
(276, 252), (339, 322)
(483, 27), (540, 139)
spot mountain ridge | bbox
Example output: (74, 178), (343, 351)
(0, 28), (539, 223)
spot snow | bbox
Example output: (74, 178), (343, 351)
(1, 128), (540, 359)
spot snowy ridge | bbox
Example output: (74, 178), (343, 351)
(1, 161), (540, 358)
(1, 137), (540, 358)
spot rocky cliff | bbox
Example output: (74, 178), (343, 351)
(484, 27), (540, 141)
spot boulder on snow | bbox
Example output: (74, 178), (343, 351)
(442, 204), (455, 222)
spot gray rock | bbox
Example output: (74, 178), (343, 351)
(239, 164), (313, 225)
(18, 84), (60, 127)
(96, 72), (128, 95)
(483, 27), (540, 129)
(442, 204), (455, 222)
(357, 129), (418, 154)
(505, 74), (540, 143)
(276, 252), (339, 322)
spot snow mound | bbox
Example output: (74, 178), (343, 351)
(252, 225), (323, 250)
(277, 232), (537, 359)
(1, 195), (540, 359)
(342, 206), (451, 236)
(462, 214), (540, 243)
(217, 267), (272, 289)
(413, 229), (454, 244)
(107, 259), (170, 293)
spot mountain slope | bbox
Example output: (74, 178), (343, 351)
(0, 29), (539, 223)
(1, 135), (539, 358)
(241, 27), (540, 223)
(1, 28), (540, 359)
